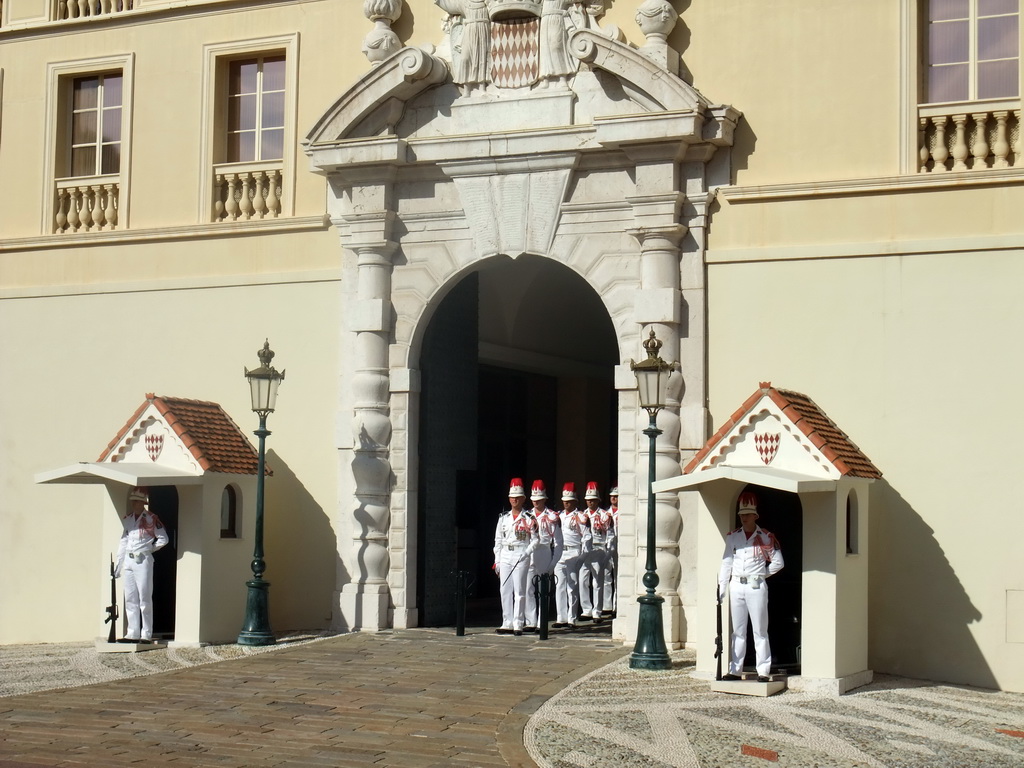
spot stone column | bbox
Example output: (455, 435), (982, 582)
(339, 201), (397, 631)
(632, 227), (687, 641)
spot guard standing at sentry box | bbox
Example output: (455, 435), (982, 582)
(718, 491), (784, 681)
(525, 479), (562, 632)
(114, 487), (169, 643)
(492, 478), (539, 635)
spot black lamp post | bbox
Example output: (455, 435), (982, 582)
(629, 329), (674, 670)
(237, 339), (285, 647)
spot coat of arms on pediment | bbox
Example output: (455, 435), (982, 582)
(434, 0), (583, 94)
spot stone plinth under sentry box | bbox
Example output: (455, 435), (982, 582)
(711, 678), (787, 697)
(95, 639), (167, 654)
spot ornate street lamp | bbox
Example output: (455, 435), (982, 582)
(237, 340), (285, 646)
(629, 329), (675, 670)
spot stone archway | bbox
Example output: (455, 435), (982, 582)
(306, 6), (740, 644)
(414, 255), (619, 626)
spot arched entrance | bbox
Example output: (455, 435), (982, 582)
(416, 256), (618, 626)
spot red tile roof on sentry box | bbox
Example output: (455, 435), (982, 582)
(98, 394), (267, 476)
(684, 382), (882, 479)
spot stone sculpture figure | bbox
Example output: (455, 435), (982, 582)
(436, 0), (491, 94)
(539, 0), (575, 84)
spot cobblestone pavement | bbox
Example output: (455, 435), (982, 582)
(527, 650), (1024, 768)
(0, 625), (625, 767)
(3, 629), (1024, 767)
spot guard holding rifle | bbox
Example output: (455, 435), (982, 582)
(114, 487), (168, 644)
(718, 491), (784, 681)
(493, 478), (538, 635)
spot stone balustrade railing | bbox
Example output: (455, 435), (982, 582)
(213, 164), (283, 222)
(54, 0), (131, 20)
(918, 100), (1021, 172)
(54, 176), (119, 233)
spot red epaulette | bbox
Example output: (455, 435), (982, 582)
(729, 527), (741, 534)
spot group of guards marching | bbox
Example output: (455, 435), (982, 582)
(493, 477), (619, 635)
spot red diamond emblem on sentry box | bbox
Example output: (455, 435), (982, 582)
(145, 433), (164, 462)
(754, 433), (780, 465)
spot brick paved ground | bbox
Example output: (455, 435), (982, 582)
(0, 626), (627, 768)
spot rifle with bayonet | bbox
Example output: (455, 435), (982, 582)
(105, 555), (119, 644)
(714, 584), (724, 681)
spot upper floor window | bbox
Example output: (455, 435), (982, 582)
(69, 72), (123, 177)
(46, 55), (134, 234)
(914, 0), (1022, 172)
(925, 0), (1020, 103)
(227, 56), (285, 163)
(201, 38), (297, 224)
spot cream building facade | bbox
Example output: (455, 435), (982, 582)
(2, 0), (1023, 693)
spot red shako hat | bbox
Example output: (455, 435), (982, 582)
(738, 491), (759, 516)
(530, 480), (547, 500)
(561, 482), (576, 501)
(508, 478), (526, 497)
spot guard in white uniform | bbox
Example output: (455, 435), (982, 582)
(579, 482), (614, 621)
(114, 487), (169, 643)
(553, 483), (591, 628)
(718, 491), (784, 680)
(492, 478), (539, 635)
(602, 486), (619, 616)
(525, 480), (562, 631)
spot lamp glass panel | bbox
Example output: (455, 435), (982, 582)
(266, 378), (281, 411)
(249, 376), (272, 412)
(635, 368), (658, 409)
(655, 368), (670, 408)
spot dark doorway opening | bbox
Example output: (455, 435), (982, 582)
(147, 484), (178, 640)
(416, 256), (619, 629)
(739, 484), (802, 674)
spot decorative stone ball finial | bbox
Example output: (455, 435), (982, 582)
(635, 0), (677, 43)
(362, 0), (403, 65)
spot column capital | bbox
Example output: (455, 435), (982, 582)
(351, 241), (399, 266)
(627, 223), (687, 249)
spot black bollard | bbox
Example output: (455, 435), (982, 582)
(538, 573), (551, 640)
(455, 570), (467, 637)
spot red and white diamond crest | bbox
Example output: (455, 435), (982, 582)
(491, 18), (539, 88)
(754, 433), (780, 465)
(145, 433), (164, 462)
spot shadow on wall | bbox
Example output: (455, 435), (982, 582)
(263, 449), (341, 632)
(869, 480), (996, 689)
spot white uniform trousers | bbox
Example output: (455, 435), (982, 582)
(579, 547), (607, 618)
(525, 545), (554, 628)
(123, 552), (155, 641)
(602, 549), (617, 612)
(729, 578), (772, 676)
(498, 545), (531, 630)
(553, 548), (582, 624)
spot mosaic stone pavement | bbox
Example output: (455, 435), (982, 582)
(526, 651), (1024, 768)
(0, 631), (332, 698)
